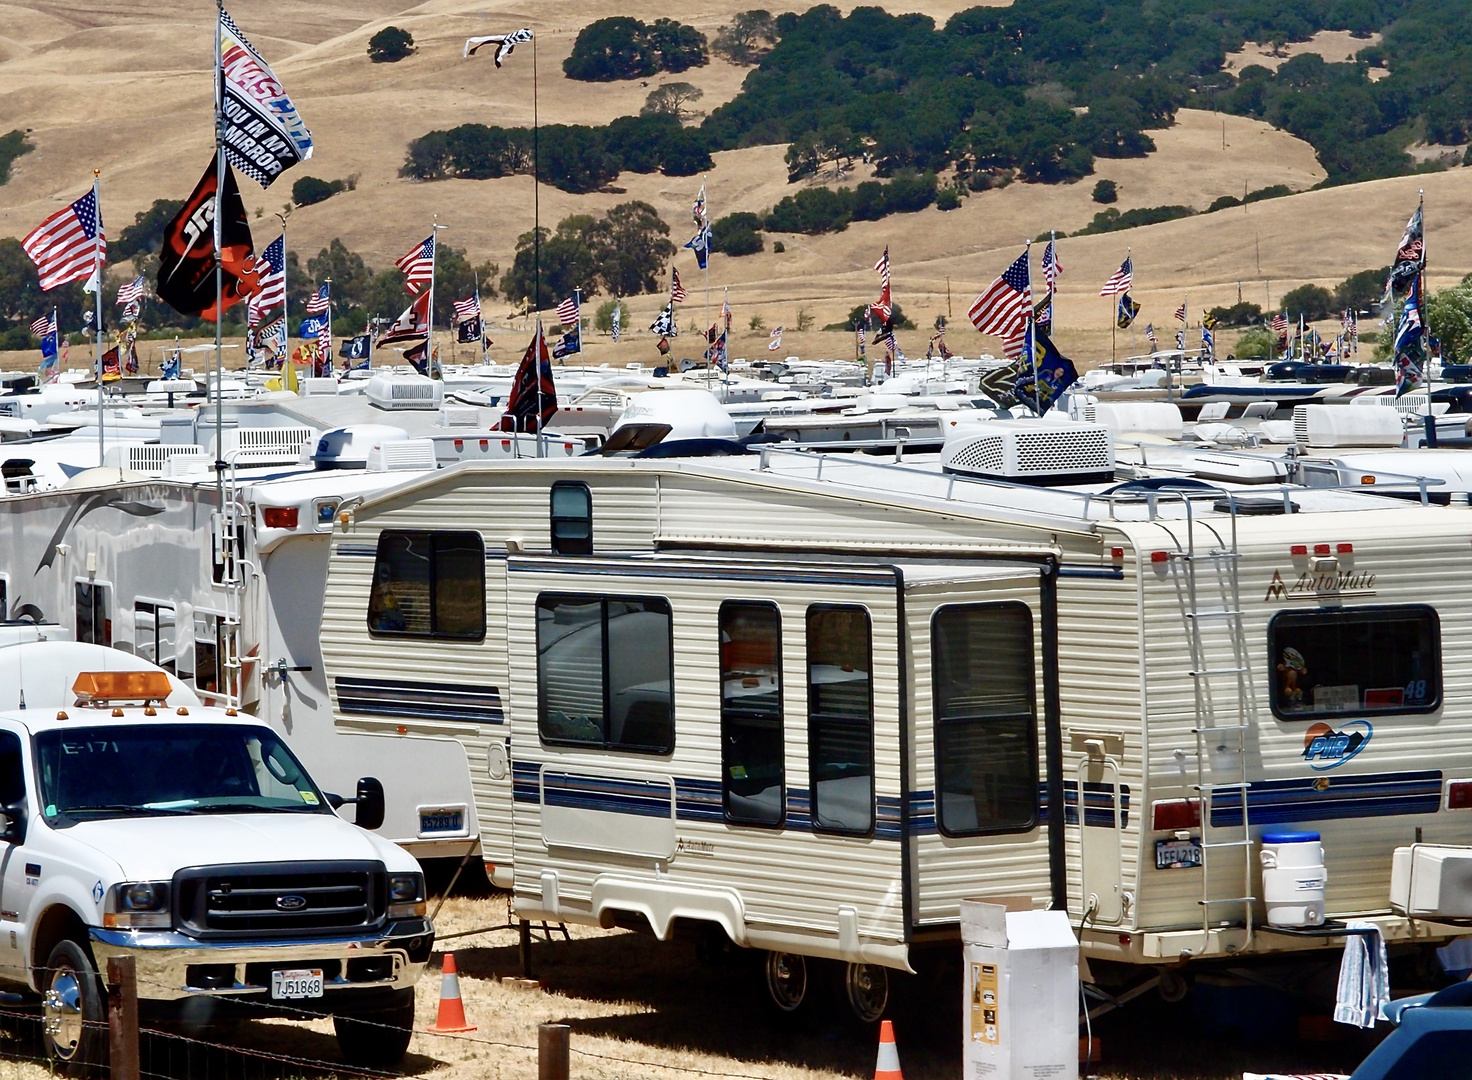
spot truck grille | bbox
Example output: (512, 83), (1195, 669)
(174, 861), (386, 939)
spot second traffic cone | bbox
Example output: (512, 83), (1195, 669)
(427, 951), (477, 1033)
(874, 1019), (902, 1080)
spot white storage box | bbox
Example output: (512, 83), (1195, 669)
(1390, 844), (1472, 918)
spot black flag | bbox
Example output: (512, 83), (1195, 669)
(157, 157), (259, 320)
(457, 316), (483, 343)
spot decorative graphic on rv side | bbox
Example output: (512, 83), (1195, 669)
(1264, 568), (1375, 603)
(1302, 720), (1373, 771)
(35, 491), (166, 575)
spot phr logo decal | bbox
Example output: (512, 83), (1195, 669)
(1303, 721), (1372, 771)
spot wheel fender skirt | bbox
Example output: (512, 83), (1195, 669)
(589, 877), (748, 946)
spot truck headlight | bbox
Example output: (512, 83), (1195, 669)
(387, 872), (426, 919)
(104, 881), (171, 929)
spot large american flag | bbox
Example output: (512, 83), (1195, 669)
(30, 314), (53, 337)
(555, 292), (580, 327)
(306, 283), (330, 314)
(670, 268), (688, 303)
(1271, 312), (1289, 336)
(453, 295), (481, 322)
(968, 252), (1031, 340)
(1173, 300), (1187, 323)
(250, 234), (286, 324)
(116, 274), (147, 306)
(1099, 255), (1133, 296)
(396, 235), (435, 294)
(874, 247), (890, 290)
(1041, 241), (1061, 290)
(23, 187), (105, 291)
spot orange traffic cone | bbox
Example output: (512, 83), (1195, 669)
(427, 952), (477, 1033)
(874, 1019), (902, 1080)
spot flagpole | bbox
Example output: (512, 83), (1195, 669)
(702, 175), (711, 367)
(532, 31), (540, 322)
(1420, 189), (1430, 397)
(427, 217), (441, 378)
(90, 171), (104, 464)
(1049, 230), (1057, 332)
(212, 0), (226, 513)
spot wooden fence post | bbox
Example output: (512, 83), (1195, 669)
(538, 1022), (570, 1080)
(106, 955), (140, 1080)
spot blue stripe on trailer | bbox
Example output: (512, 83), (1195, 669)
(1211, 770), (1443, 827)
(335, 676), (503, 724)
(542, 772), (673, 818)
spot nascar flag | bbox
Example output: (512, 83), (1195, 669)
(157, 157), (259, 320)
(219, 9), (314, 188)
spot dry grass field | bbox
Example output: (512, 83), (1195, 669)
(4, 2), (1472, 369)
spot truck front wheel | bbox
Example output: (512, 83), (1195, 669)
(42, 939), (107, 1076)
(333, 987), (415, 1067)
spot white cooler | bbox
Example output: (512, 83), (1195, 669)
(1260, 831), (1327, 927)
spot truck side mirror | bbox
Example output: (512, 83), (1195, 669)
(0, 803), (27, 846)
(354, 777), (384, 831)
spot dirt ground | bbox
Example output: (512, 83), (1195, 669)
(0, 892), (1406, 1080)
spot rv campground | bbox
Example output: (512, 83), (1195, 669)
(0, 893), (1388, 1080)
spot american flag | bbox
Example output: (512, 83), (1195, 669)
(968, 252), (1032, 340)
(555, 292), (581, 327)
(670, 268), (688, 303)
(250, 234), (286, 324)
(396, 235), (435, 294)
(1173, 301), (1187, 323)
(1041, 241), (1061, 289)
(768, 326), (783, 351)
(30, 314), (53, 337)
(874, 247), (890, 290)
(693, 183), (707, 227)
(1272, 312), (1289, 336)
(317, 321), (332, 355)
(22, 187), (105, 291)
(721, 297), (732, 332)
(453, 295), (481, 322)
(116, 275), (147, 306)
(1145, 323), (1158, 347)
(306, 283), (331, 314)
(1099, 256), (1133, 296)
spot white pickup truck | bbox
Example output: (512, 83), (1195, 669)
(0, 661), (432, 1075)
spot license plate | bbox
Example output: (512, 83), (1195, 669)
(1155, 838), (1203, 870)
(419, 808), (464, 834)
(271, 969), (323, 1000)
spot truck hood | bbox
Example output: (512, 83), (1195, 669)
(60, 812), (415, 882)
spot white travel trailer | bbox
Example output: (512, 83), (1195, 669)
(308, 434), (1472, 1017)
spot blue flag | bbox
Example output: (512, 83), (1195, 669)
(1013, 326), (1078, 414)
(298, 315), (327, 339)
(552, 325), (581, 359)
(685, 225), (712, 271)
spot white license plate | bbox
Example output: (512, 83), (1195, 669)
(271, 968), (324, 999)
(419, 808), (464, 834)
(1155, 838), (1203, 870)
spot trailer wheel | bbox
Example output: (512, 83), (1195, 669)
(1157, 969), (1189, 1004)
(764, 951), (808, 1013)
(843, 962), (889, 1024)
(42, 939), (107, 1077)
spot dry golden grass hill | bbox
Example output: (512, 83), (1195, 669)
(4, 3), (1472, 367)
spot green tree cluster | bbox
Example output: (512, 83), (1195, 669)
(0, 130), (32, 186)
(1280, 283), (1337, 320)
(368, 27), (414, 63)
(1206, 302), (1264, 326)
(710, 212), (765, 256)
(1072, 204), (1195, 236)
(763, 172), (937, 234)
(1427, 274), (1472, 362)
(499, 202), (677, 310)
(713, 10), (781, 64)
(291, 175), (355, 207)
(563, 17), (708, 81)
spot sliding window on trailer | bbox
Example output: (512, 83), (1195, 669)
(1268, 605), (1440, 720)
(807, 605), (874, 837)
(367, 530), (487, 641)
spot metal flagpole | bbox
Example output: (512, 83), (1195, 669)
(213, 0), (226, 511)
(91, 170), (104, 463)
(427, 217), (443, 377)
(475, 271), (486, 367)
(532, 32), (540, 324)
(703, 175), (711, 363)
(1420, 189), (1430, 397)
(325, 277), (332, 375)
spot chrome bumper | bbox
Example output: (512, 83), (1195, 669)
(88, 919), (433, 1002)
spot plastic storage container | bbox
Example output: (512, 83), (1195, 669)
(1260, 831), (1327, 927)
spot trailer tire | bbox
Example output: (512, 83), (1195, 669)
(842, 962), (889, 1024)
(1157, 969), (1189, 1004)
(764, 951), (808, 1014)
(41, 938), (107, 1077)
(333, 988), (415, 1067)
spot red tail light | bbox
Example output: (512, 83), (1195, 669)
(262, 506), (298, 529)
(1151, 798), (1201, 831)
(1448, 781), (1472, 809)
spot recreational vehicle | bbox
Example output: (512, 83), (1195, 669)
(314, 430), (1472, 1018)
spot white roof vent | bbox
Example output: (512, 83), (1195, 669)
(103, 444), (207, 475)
(217, 425), (317, 464)
(942, 419), (1115, 484)
(1292, 405), (1403, 448)
(366, 373), (443, 410)
(437, 405), (480, 428)
(366, 438), (438, 472)
(299, 377), (340, 397)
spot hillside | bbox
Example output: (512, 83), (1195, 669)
(2, 0), (1472, 368)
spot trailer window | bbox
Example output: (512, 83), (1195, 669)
(550, 482), (592, 555)
(1268, 605), (1440, 720)
(807, 605), (873, 836)
(932, 603), (1038, 836)
(537, 594), (673, 753)
(720, 601), (783, 826)
(367, 530), (486, 641)
(75, 582), (110, 646)
(134, 602), (176, 673)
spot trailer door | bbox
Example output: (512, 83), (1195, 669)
(903, 564), (1057, 928)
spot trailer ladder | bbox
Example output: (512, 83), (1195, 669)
(209, 462), (250, 712)
(1167, 494), (1255, 956)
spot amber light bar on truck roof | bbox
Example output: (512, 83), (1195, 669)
(71, 671), (173, 706)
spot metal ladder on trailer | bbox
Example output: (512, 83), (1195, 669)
(210, 462), (249, 712)
(1167, 494), (1255, 955)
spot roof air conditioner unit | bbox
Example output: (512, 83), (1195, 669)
(366, 439), (438, 472)
(1292, 404), (1402, 449)
(299, 377), (340, 397)
(941, 419), (1115, 485)
(217, 425), (317, 464)
(437, 405), (480, 428)
(104, 444), (208, 475)
(1093, 401), (1184, 440)
(366, 373), (443, 410)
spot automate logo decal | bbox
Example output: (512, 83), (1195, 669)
(1302, 720), (1372, 771)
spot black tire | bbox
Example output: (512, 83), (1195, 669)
(841, 961), (889, 1025)
(333, 987), (415, 1067)
(763, 951), (808, 1016)
(41, 938), (107, 1077)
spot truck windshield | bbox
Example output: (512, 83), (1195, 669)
(34, 724), (331, 824)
